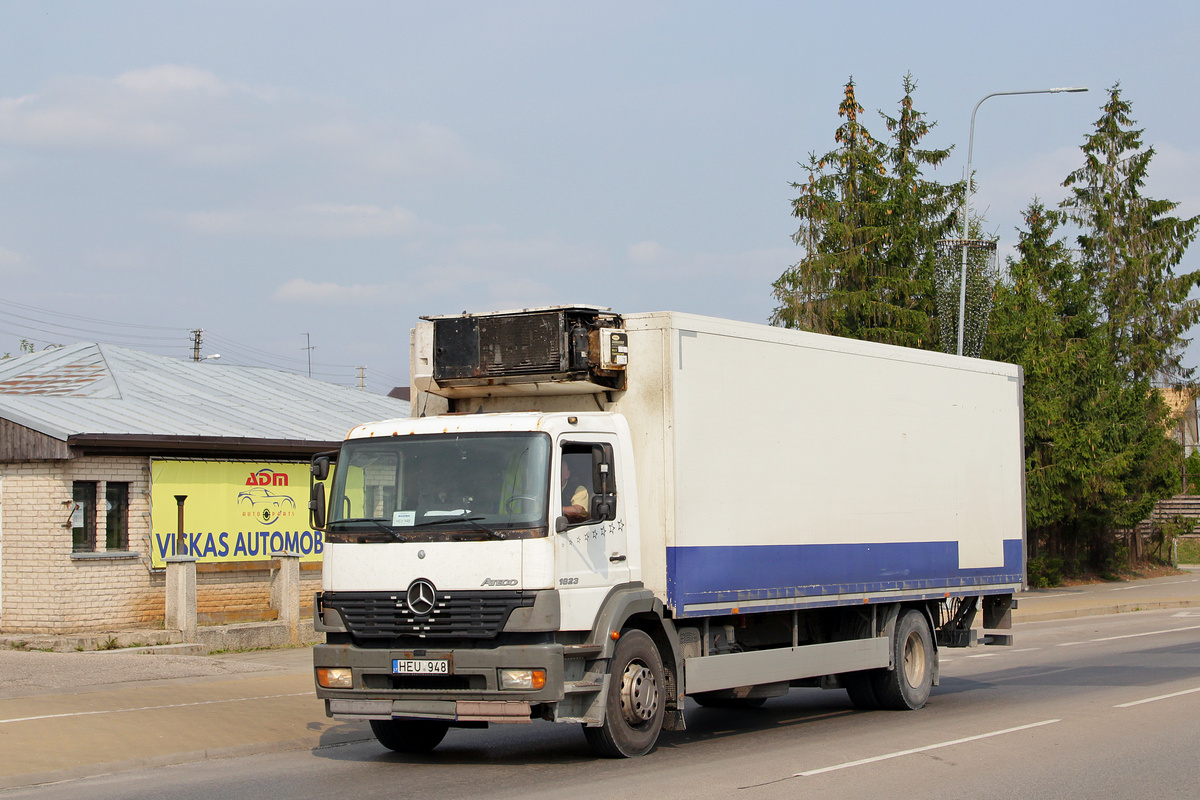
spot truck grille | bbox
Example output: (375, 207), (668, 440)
(323, 590), (535, 640)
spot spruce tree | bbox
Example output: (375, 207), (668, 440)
(1059, 83), (1200, 383)
(988, 191), (1184, 570)
(772, 78), (889, 338)
(772, 76), (960, 349)
(877, 73), (961, 349)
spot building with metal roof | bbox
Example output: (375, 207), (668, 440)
(0, 343), (411, 635)
(0, 343), (410, 458)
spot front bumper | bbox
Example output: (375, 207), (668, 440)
(314, 642), (566, 724)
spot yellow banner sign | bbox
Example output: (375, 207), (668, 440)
(150, 460), (322, 568)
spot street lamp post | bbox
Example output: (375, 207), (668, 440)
(956, 87), (1088, 357)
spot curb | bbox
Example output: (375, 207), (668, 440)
(1014, 598), (1200, 624)
(89, 643), (210, 656)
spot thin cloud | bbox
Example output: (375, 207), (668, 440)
(0, 246), (27, 276)
(625, 240), (792, 281)
(272, 278), (394, 305)
(0, 65), (483, 176)
(181, 203), (424, 238)
(628, 240), (670, 265)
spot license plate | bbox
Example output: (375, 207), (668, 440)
(392, 659), (450, 675)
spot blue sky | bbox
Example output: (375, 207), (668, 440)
(1, 2), (1197, 390)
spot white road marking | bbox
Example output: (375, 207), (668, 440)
(1115, 686), (1200, 708)
(966, 653), (998, 659)
(0, 692), (313, 725)
(787, 719), (1062, 778)
(1090, 623), (1200, 643)
(1050, 622), (1200, 649)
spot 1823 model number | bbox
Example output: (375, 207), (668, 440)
(558, 577), (579, 585)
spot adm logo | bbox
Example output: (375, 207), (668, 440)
(237, 468), (296, 525)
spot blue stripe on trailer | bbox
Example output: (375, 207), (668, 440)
(667, 539), (1023, 616)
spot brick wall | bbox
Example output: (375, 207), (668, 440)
(0, 457), (322, 634)
(0, 456), (159, 632)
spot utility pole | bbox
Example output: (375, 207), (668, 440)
(190, 330), (203, 362)
(302, 333), (315, 378)
(357, 367), (366, 390)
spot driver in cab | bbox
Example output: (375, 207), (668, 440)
(561, 458), (590, 523)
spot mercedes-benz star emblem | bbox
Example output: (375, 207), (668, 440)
(406, 579), (437, 616)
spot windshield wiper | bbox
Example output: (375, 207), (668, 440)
(413, 513), (506, 540)
(331, 518), (407, 542)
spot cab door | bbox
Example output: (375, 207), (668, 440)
(555, 434), (629, 629)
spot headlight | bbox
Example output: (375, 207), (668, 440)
(499, 668), (546, 690)
(316, 667), (353, 688)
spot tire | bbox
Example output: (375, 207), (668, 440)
(871, 609), (935, 710)
(583, 629), (666, 758)
(370, 718), (450, 753)
(841, 671), (881, 710)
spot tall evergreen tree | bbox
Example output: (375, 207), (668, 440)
(987, 201), (1179, 568)
(877, 73), (962, 348)
(772, 78), (889, 338)
(772, 76), (960, 349)
(987, 92), (1195, 570)
(1059, 83), (1200, 382)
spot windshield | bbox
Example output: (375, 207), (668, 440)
(325, 432), (551, 542)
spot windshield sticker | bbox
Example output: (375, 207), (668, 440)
(393, 510), (416, 527)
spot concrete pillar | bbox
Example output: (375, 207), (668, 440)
(165, 556), (197, 641)
(271, 551), (301, 644)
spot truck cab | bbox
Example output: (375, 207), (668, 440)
(311, 410), (666, 755)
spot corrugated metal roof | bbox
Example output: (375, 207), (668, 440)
(0, 343), (411, 442)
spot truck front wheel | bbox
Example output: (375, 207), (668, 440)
(370, 718), (450, 753)
(871, 609), (935, 710)
(583, 629), (665, 758)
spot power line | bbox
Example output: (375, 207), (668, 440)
(0, 311), (182, 344)
(0, 302), (405, 393)
(0, 298), (182, 331)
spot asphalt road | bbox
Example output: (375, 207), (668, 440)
(6, 607), (1200, 800)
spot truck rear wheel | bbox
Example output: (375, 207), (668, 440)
(583, 629), (665, 758)
(370, 718), (450, 753)
(871, 609), (934, 710)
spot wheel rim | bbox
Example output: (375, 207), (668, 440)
(620, 659), (659, 724)
(902, 630), (927, 687)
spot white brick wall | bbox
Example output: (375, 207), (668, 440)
(0, 456), (318, 634)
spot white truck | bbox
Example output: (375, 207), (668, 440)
(309, 306), (1025, 757)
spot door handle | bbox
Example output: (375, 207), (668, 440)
(609, 553), (626, 563)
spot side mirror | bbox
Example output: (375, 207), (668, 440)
(309, 482), (327, 530)
(311, 454), (332, 481)
(555, 515), (570, 534)
(590, 444), (617, 520)
(590, 496), (613, 520)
